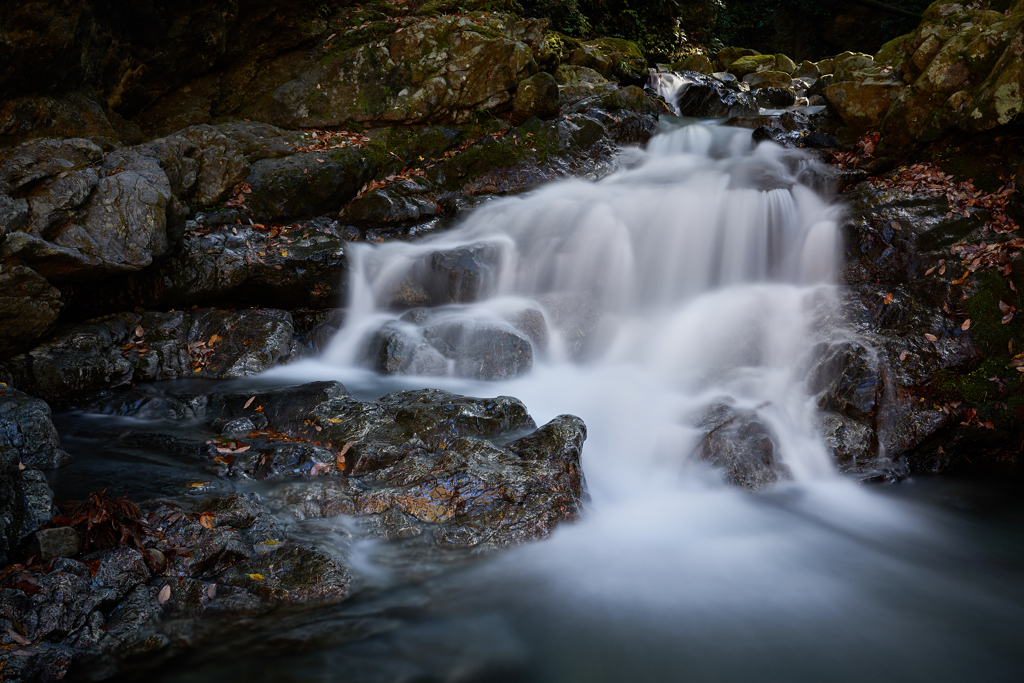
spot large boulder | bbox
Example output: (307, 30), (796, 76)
(0, 263), (63, 357)
(239, 13), (540, 128)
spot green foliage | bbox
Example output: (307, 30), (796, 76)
(521, 1), (720, 60)
(713, 0), (931, 61)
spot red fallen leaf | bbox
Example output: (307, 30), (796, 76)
(199, 513), (215, 530)
(924, 333), (938, 342)
(981, 421), (995, 430)
(961, 319), (971, 331)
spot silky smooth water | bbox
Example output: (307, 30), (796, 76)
(80, 122), (1024, 682)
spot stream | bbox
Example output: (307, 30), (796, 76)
(50, 121), (1024, 681)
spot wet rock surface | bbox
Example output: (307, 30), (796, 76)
(0, 309), (295, 402)
(695, 403), (790, 491)
(0, 380), (587, 680)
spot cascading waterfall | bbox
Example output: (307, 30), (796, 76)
(189, 121), (1024, 683)
(310, 121), (843, 492)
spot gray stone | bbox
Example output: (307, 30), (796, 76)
(0, 384), (72, 468)
(31, 526), (81, 560)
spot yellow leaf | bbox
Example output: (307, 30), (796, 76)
(248, 573), (264, 581)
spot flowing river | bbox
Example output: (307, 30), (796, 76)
(59, 121), (1024, 682)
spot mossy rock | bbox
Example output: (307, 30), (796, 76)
(716, 46), (760, 72)
(728, 54), (778, 79)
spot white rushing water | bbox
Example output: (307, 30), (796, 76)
(219, 122), (1024, 682)
(285, 121), (844, 498)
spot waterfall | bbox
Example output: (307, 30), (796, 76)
(278, 121), (846, 497)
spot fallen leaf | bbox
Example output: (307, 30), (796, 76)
(199, 513), (215, 530)
(135, 325), (144, 337)
(243, 396), (256, 409)
(889, 220), (901, 231)
(939, 264), (946, 275)
(315, 425), (322, 432)
(248, 573), (264, 581)
(925, 333), (938, 342)
(207, 583), (217, 599)
(310, 462), (332, 476)
(158, 585), (171, 605)
(961, 319), (971, 331)
(999, 300), (1011, 313)
(926, 266), (936, 275)
(17, 462), (25, 470)
(6, 626), (31, 645)
(899, 350), (908, 361)
(208, 334), (222, 346)
(1003, 312), (1015, 324)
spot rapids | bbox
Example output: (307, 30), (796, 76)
(104, 121), (1024, 681)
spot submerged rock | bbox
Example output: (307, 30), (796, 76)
(695, 402), (791, 490)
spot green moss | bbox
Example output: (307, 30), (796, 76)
(320, 23), (395, 64)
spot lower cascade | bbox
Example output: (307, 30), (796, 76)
(311, 121), (844, 492)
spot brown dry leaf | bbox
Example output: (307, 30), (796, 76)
(6, 626), (31, 645)
(926, 266), (936, 275)
(243, 396), (256, 409)
(158, 584), (171, 605)
(310, 462), (332, 476)
(135, 325), (144, 338)
(961, 319), (971, 331)
(883, 293), (893, 305)
(889, 220), (901, 231)
(899, 350), (908, 361)
(17, 462), (26, 470)
(999, 300), (1011, 313)
(1002, 312), (1015, 324)
(199, 512), (215, 529)
(206, 583), (217, 599)
(1010, 281), (1018, 292)
(208, 334), (222, 346)
(939, 264), (947, 275)
(924, 333), (938, 342)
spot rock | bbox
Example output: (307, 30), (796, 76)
(175, 125), (251, 206)
(556, 65), (621, 109)
(537, 292), (601, 359)
(716, 47), (760, 72)
(0, 91), (139, 147)
(0, 384), (72, 468)
(753, 86), (797, 110)
(744, 71), (793, 91)
(796, 60), (821, 80)
(368, 322), (449, 377)
(239, 13), (539, 128)
(728, 54), (778, 79)
(418, 242), (503, 305)
(511, 72), (560, 124)
(576, 38), (648, 86)
(187, 308), (293, 379)
(77, 382), (586, 550)
(18, 469), (58, 540)
(695, 402), (790, 490)
(825, 80), (903, 129)
(0, 263), (63, 357)
(74, 219), (349, 314)
(819, 411), (876, 472)
(245, 149), (377, 223)
(0, 308), (294, 401)
(30, 527), (81, 560)
(806, 340), (882, 421)
(218, 545), (351, 606)
(774, 54), (798, 75)
(1, 143), (171, 281)
(675, 72), (759, 118)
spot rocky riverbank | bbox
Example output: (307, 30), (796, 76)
(2, 1), (1024, 679)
